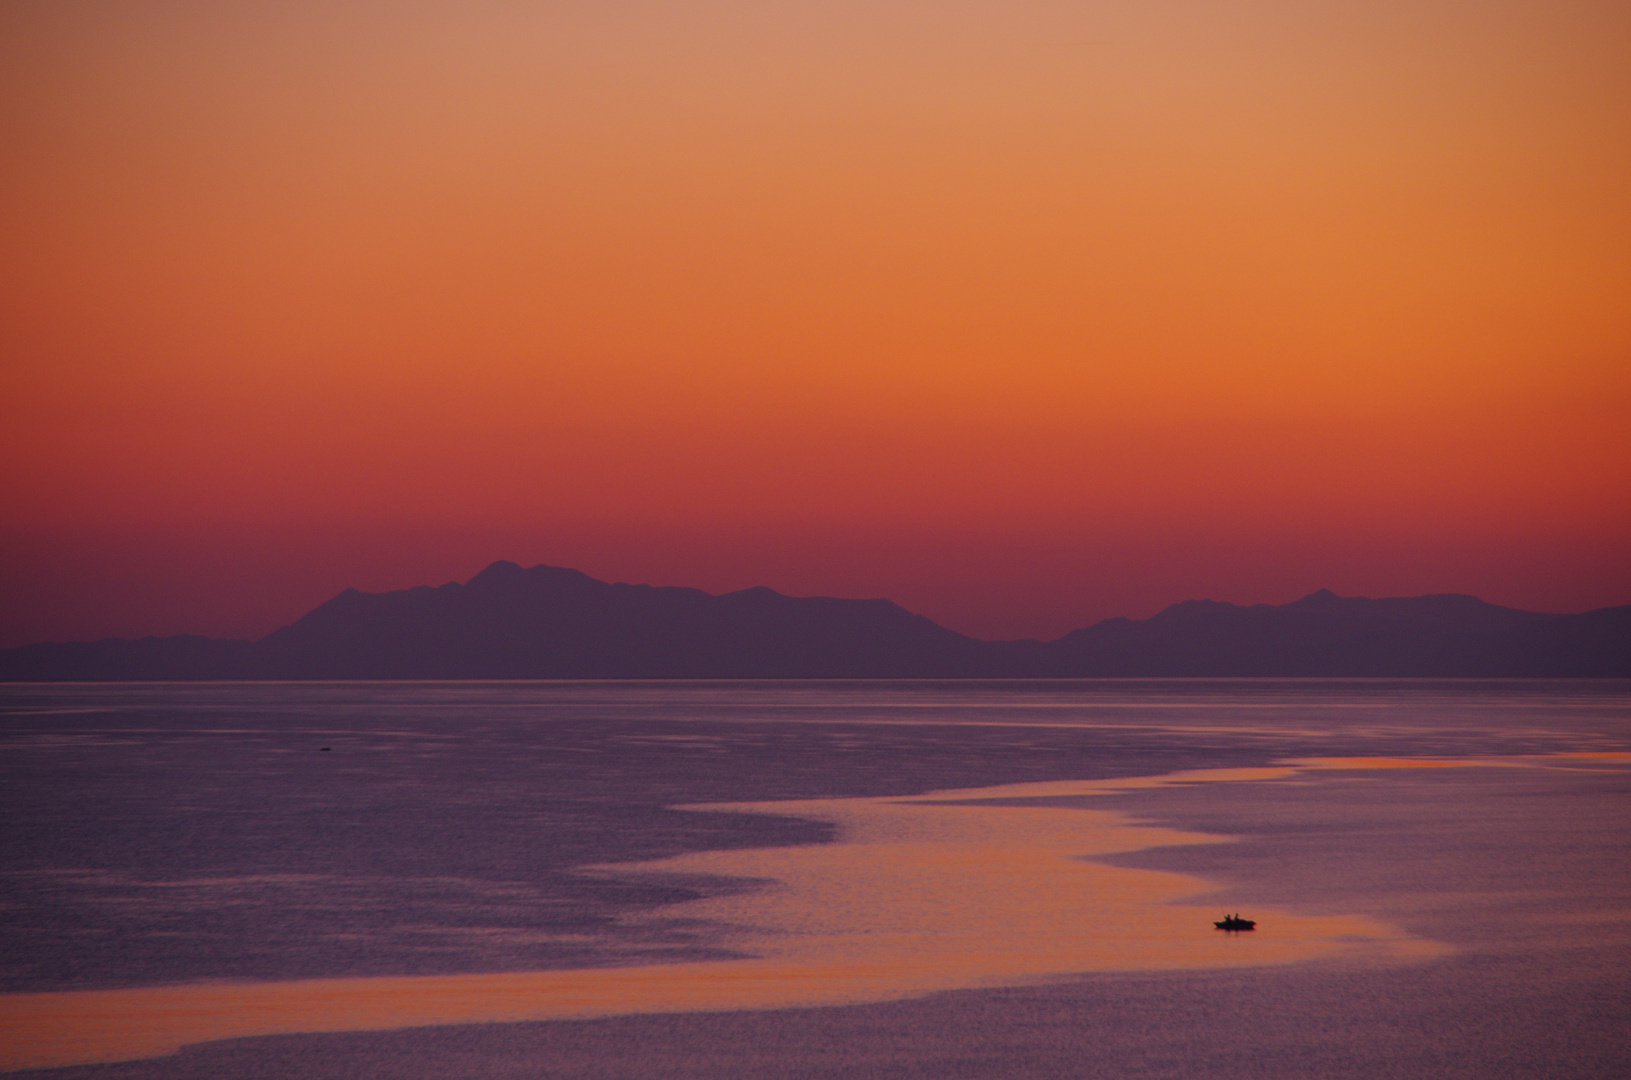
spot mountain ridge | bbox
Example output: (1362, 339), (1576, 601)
(3, 561), (1627, 679)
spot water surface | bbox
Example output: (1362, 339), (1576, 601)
(1, 680), (1626, 1077)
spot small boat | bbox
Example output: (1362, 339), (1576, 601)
(1214, 914), (1255, 931)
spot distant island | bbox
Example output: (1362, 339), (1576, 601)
(2, 560), (1627, 680)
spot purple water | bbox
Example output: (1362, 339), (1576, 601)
(2, 680), (1627, 1078)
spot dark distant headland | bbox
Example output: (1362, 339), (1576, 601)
(2, 560), (1627, 680)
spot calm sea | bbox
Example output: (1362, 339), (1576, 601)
(2, 680), (1627, 1078)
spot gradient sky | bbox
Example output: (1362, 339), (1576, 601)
(3, 0), (1628, 646)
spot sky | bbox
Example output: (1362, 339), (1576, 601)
(2, 0), (1628, 646)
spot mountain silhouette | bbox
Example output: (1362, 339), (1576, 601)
(253, 560), (989, 678)
(2, 561), (1627, 680)
(1035, 588), (1629, 676)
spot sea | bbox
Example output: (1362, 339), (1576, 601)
(1, 680), (1627, 1079)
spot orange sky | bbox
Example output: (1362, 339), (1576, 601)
(2, 0), (1628, 645)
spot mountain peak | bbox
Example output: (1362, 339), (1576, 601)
(469, 560), (525, 582)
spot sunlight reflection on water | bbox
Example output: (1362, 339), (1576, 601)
(0, 761), (1466, 1072)
(1, 681), (1626, 1078)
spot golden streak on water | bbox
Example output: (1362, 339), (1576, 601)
(1286, 756), (1469, 769)
(0, 763), (1464, 1073)
(1290, 751), (1631, 771)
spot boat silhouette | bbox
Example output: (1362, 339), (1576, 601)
(1214, 914), (1256, 930)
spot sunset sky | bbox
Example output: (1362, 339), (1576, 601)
(3, 0), (1628, 646)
